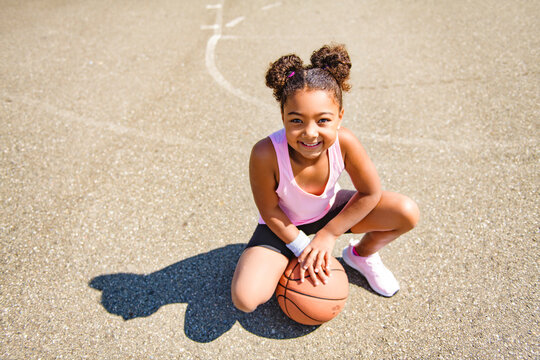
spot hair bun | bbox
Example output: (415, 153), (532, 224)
(265, 54), (304, 102)
(310, 44), (352, 91)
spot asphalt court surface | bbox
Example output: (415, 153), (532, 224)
(1, 0), (539, 358)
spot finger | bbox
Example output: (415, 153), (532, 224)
(314, 253), (329, 284)
(324, 252), (331, 275)
(299, 263), (306, 283)
(303, 249), (318, 270)
(317, 266), (329, 284)
(307, 265), (319, 286)
(298, 246), (310, 265)
(314, 252), (324, 273)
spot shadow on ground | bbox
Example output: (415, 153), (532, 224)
(89, 244), (319, 342)
(338, 258), (381, 297)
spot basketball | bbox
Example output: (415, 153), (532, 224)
(275, 256), (349, 325)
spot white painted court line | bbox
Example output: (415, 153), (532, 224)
(9, 93), (246, 153)
(201, 1), (534, 151)
(203, 0), (273, 110)
(351, 115), (536, 150)
(7, 91), (528, 155)
(200, 24), (219, 30)
(262, 2), (281, 11)
(225, 16), (245, 28)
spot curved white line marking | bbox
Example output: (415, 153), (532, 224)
(10, 93), (247, 153)
(204, 1), (272, 110)
(12, 91), (529, 153)
(200, 2), (536, 151)
(205, 35), (271, 109)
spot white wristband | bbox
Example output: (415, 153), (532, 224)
(286, 230), (311, 257)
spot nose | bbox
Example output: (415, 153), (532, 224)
(303, 122), (318, 139)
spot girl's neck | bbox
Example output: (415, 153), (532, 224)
(288, 145), (327, 167)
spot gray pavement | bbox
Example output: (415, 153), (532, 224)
(1, 0), (538, 358)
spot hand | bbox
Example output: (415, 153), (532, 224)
(297, 230), (337, 286)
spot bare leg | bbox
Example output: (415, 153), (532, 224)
(231, 246), (289, 313)
(341, 191), (419, 296)
(350, 191), (420, 256)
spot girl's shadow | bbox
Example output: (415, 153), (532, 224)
(89, 244), (318, 343)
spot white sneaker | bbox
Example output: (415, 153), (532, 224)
(342, 242), (400, 297)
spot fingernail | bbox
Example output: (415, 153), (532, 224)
(314, 269), (319, 273)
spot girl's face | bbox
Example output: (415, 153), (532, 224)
(281, 89), (344, 162)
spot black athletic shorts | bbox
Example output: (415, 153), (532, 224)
(245, 190), (356, 259)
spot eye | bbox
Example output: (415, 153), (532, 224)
(290, 118), (303, 124)
(318, 118), (331, 124)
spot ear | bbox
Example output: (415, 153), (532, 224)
(337, 107), (344, 128)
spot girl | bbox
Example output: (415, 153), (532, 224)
(231, 44), (419, 313)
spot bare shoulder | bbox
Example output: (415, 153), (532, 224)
(338, 127), (364, 156)
(251, 137), (276, 162)
(250, 136), (279, 183)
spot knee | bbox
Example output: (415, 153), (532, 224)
(231, 287), (259, 313)
(398, 196), (420, 231)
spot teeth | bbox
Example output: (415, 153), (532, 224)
(302, 142), (320, 147)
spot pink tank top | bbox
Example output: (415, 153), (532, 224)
(258, 128), (345, 226)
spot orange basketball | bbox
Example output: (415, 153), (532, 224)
(275, 256), (349, 325)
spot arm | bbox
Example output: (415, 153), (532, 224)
(320, 127), (382, 236)
(299, 127), (382, 278)
(249, 138), (299, 245)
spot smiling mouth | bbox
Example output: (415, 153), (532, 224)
(300, 141), (322, 148)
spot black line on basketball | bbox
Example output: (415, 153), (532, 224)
(276, 282), (347, 301)
(282, 260), (302, 317)
(281, 286), (347, 301)
(281, 294), (324, 323)
(275, 294), (292, 319)
(285, 267), (346, 281)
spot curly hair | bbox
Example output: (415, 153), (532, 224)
(265, 44), (352, 110)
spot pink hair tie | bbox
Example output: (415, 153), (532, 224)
(288, 71), (295, 78)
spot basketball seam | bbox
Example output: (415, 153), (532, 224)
(275, 283), (348, 301)
(282, 261), (301, 318)
(284, 268), (346, 281)
(276, 294), (324, 324)
(279, 261), (348, 323)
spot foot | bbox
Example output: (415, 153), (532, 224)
(342, 241), (400, 297)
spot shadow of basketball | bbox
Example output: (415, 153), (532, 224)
(89, 244), (318, 343)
